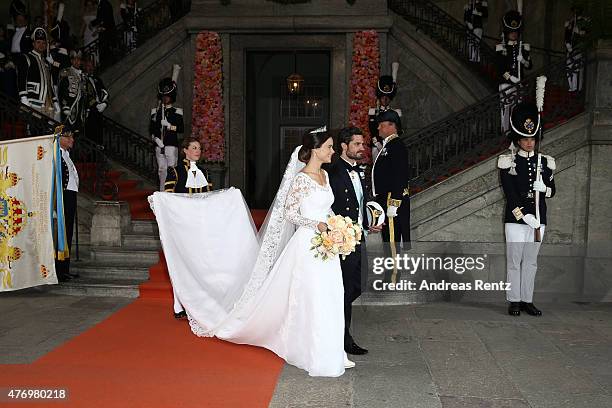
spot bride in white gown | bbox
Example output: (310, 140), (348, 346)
(150, 128), (352, 377)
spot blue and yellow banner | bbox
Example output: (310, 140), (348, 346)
(0, 134), (57, 291)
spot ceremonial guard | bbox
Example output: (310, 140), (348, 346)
(56, 125), (80, 282)
(496, 9), (532, 135)
(564, 6), (589, 92)
(83, 54), (109, 142)
(8, 0), (27, 27)
(464, 0), (488, 62)
(371, 110), (411, 284)
(325, 127), (382, 356)
(498, 98), (555, 317)
(120, 0), (139, 52)
(7, 2), (31, 55)
(16, 27), (60, 120)
(164, 137), (210, 318)
(58, 50), (87, 130)
(149, 65), (183, 191)
(47, 3), (72, 88)
(91, 0), (116, 64)
(368, 62), (402, 160)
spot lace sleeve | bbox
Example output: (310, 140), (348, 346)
(284, 174), (319, 230)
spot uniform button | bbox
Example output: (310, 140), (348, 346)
(346, 198), (349, 201)
(346, 207), (350, 211)
(344, 189), (348, 193)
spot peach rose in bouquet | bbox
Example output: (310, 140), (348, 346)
(310, 215), (362, 260)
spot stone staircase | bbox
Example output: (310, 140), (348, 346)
(47, 198), (161, 298)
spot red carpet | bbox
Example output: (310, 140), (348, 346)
(0, 207), (280, 407)
(107, 170), (156, 220)
(0, 298), (284, 408)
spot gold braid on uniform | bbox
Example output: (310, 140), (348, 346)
(164, 167), (178, 192)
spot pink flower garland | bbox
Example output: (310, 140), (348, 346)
(192, 32), (225, 163)
(348, 30), (380, 163)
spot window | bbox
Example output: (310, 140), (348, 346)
(280, 84), (325, 119)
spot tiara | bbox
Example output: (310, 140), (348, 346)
(309, 125), (327, 134)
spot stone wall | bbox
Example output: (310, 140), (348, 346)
(387, 12), (491, 135)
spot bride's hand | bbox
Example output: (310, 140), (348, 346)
(317, 222), (327, 233)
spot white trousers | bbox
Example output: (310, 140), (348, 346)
(468, 28), (483, 62)
(155, 146), (178, 191)
(566, 52), (584, 92)
(505, 223), (545, 302)
(499, 83), (517, 135)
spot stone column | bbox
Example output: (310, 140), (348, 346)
(583, 40), (612, 300)
(90, 201), (131, 247)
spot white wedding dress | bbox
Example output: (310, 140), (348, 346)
(149, 147), (345, 377)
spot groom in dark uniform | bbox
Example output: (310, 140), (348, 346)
(325, 127), (382, 356)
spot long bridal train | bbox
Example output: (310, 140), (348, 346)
(149, 147), (346, 377)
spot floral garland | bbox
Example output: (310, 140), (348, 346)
(348, 30), (380, 163)
(192, 32), (225, 163)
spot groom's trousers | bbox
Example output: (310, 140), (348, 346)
(340, 238), (366, 346)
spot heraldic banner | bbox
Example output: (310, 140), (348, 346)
(0, 134), (58, 291)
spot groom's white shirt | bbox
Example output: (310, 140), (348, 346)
(341, 157), (364, 226)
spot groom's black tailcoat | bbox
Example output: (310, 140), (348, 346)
(324, 157), (369, 346)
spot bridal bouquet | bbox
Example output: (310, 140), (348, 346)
(310, 215), (362, 261)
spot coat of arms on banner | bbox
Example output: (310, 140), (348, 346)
(0, 136), (57, 291)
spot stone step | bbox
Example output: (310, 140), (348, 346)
(71, 261), (150, 281)
(122, 233), (161, 250)
(75, 233), (159, 250)
(46, 278), (142, 298)
(89, 247), (159, 265)
(131, 220), (159, 235)
(358, 290), (446, 305)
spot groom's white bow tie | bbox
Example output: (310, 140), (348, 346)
(185, 161), (209, 189)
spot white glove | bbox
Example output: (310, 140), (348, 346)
(153, 137), (164, 148)
(517, 54), (524, 63)
(509, 75), (520, 84)
(20, 97), (31, 107)
(96, 102), (107, 113)
(466, 22), (473, 30)
(523, 214), (541, 229)
(160, 118), (171, 128)
(46, 54), (55, 66)
(533, 179), (547, 193)
(566, 43), (573, 53)
(387, 205), (398, 218)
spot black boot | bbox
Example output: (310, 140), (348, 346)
(174, 310), (187, 319)
(520, 302), (542, 316)
(508, 302), (521, 316)
(345, 341), (369, 355)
